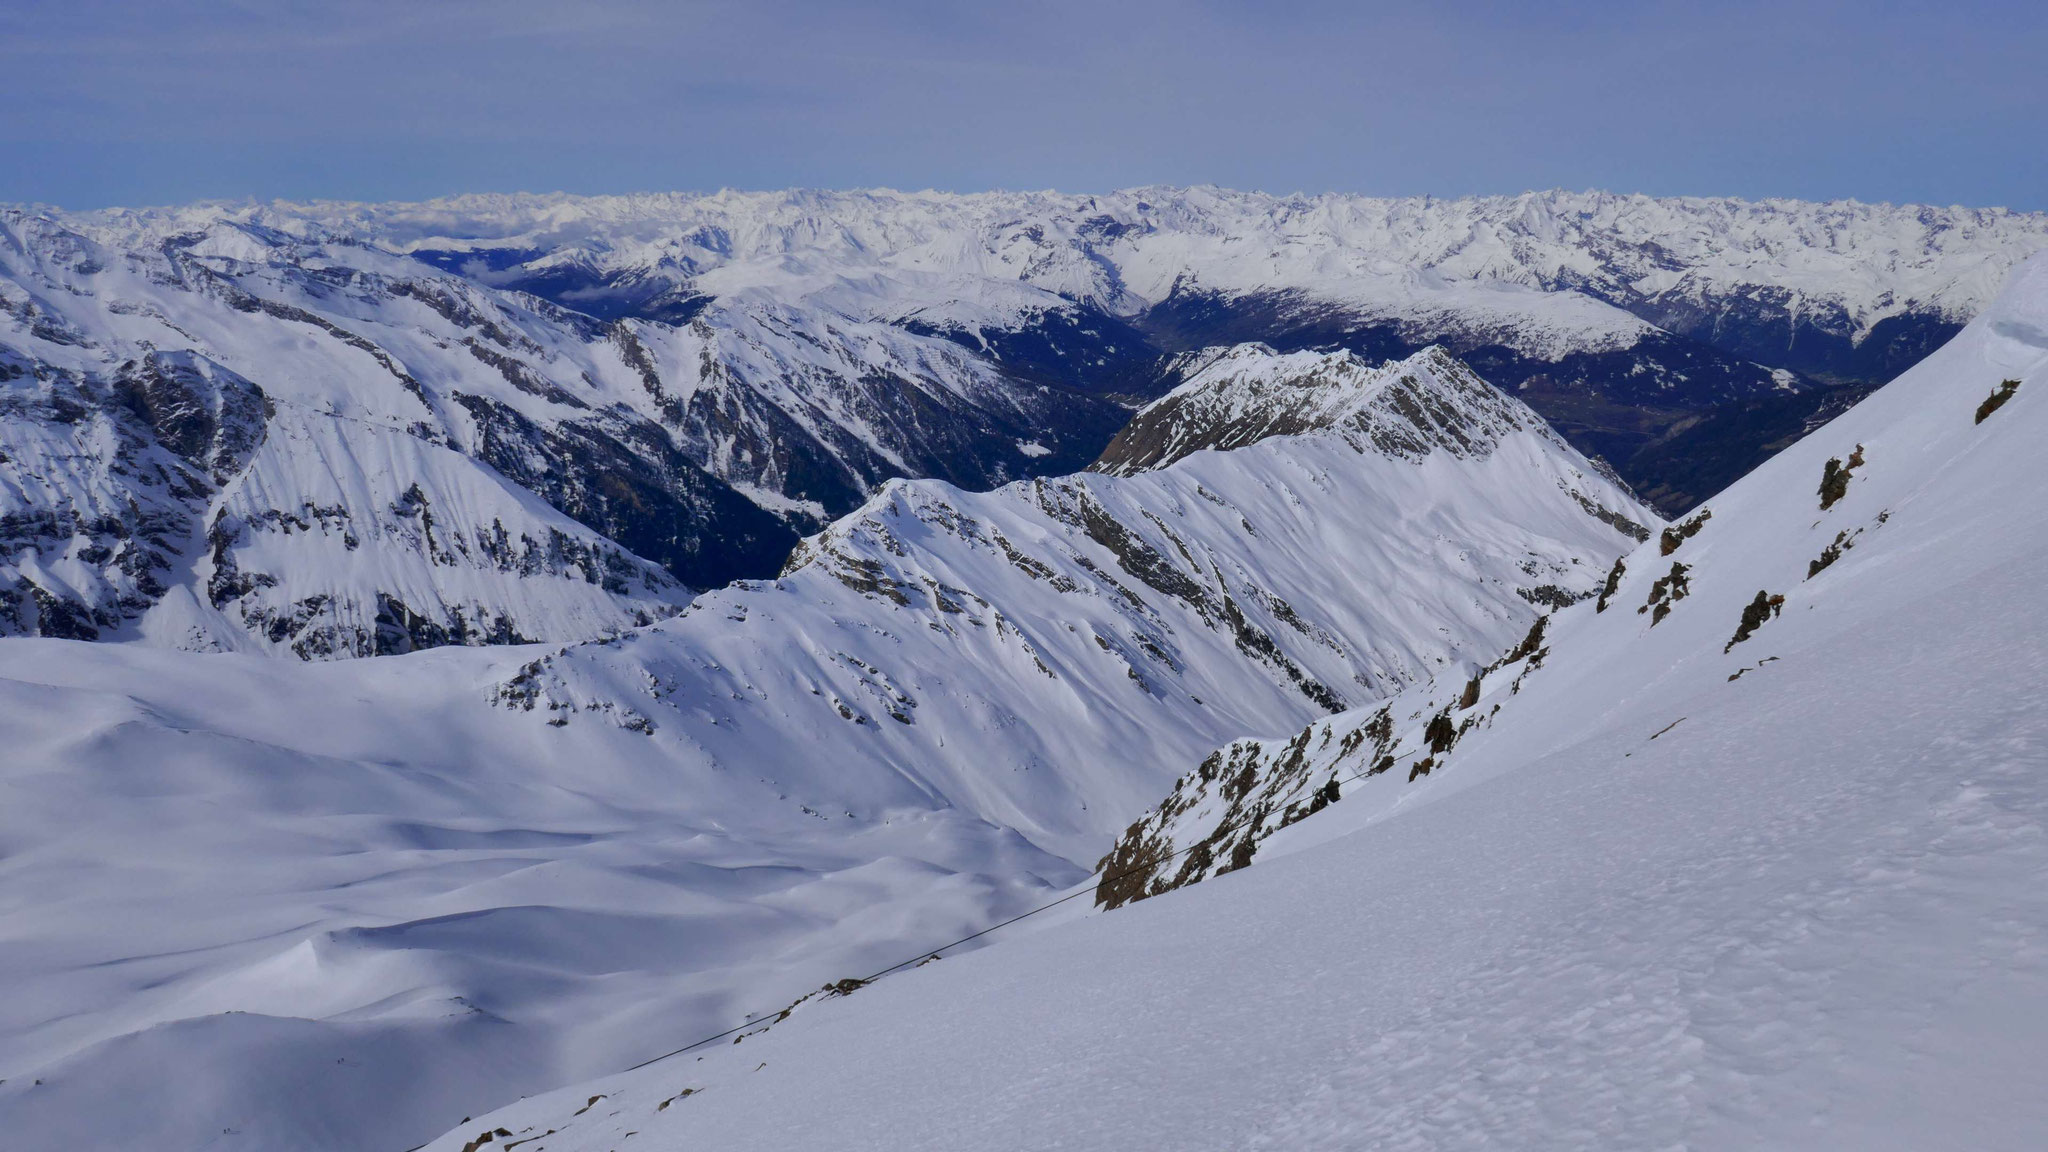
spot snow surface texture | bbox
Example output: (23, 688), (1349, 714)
(398, 258), (2048, 1150)
(6, 188), (2045, 655)
(0, 351), (1651, 1151)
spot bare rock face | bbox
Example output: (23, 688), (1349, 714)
(113, 350), (271, 483)
(0, 356), (241, 641)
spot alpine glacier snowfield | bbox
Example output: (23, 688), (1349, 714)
(399, 258), (2048, 1151)
(0, 348), (1649, 1150)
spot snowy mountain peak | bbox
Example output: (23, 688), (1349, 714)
(180, 185), (2048, 339)
(1093, 344), (1550, 475)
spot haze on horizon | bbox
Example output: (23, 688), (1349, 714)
(2, 0), (2044, 214)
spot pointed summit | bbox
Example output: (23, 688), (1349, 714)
(1092, 345), (1560, 476)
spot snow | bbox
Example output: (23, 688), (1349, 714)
(174, 403), (687, 655)
(1096, 343), (1536, 475)
(498, 345), (1648, 863)
(5, 186), (2047, 1150)
(8, 188), (2044, 655)
(0, 637), (1077, 1150)
(0, 350), (1649, 1150)
(394, 256), (2048, 1152)
(0, 211), (696, 652)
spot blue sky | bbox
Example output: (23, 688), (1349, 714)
(2, 0), (2043, 210)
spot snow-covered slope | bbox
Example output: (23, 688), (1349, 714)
(0, 350), (1651, 1151)
(0, 210), (767, 653)
(0, 204), (1135, 654)
(476, 345), (1650, 863)
(399, 256), (2048, 1152)
(1091, 251), (2048, 910)
(1, 348), (694, 654)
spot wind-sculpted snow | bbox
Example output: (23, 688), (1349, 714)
(0, 637), (1080, 1151)
(404, 257), (2048, 1152)
(10, 192), (2045, 1150)
(0, 350), (1651, 1151)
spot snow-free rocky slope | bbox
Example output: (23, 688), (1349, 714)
(0, 349), (1651, 1151)
(405, 259), (2048, 1151)
(4, 189), (2043, 655)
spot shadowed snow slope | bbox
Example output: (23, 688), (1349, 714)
(0, 352), (1649, 1151)
(402, 260), (2048, 1151)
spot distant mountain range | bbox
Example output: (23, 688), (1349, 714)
(4, 188), (2044, 656)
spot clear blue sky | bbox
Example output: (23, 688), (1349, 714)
(3, 0), (2043, 211)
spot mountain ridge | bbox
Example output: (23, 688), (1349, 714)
(4, 187), (2042, 657)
